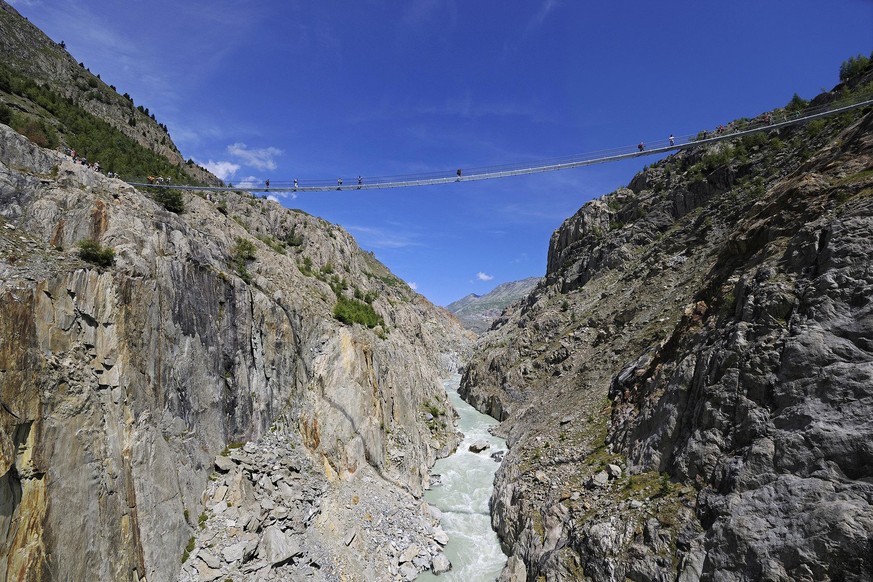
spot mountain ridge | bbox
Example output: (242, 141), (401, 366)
(446, 277), (540, 334)
(461, 64), (873, 581)
(0, 0), (217, 186)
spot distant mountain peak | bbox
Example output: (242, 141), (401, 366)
(446, 277), (539, 334)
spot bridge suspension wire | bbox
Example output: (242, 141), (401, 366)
(128, 93), (873, 194)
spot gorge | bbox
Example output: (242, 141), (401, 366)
(2, 2), (873, 580)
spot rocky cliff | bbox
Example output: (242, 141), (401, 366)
(0, 122), (471, 580)
(461, 79), (873, 580)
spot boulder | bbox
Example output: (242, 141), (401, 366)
(399, 543), (420, 564)
(214, 455), (235, 473)
(432, 552), (452, 574)
(469, 440), (490, 453)
(258, 526), (302, 566)
(222, 541), (246, 564)
(587, 471), (609, 489)
(433, 527), (449, 546)
(198, 550), (221, 570)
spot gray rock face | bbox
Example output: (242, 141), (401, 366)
(0, 124), (470, 580)
(461, 101), (873, 580)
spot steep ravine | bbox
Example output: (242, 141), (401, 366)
(462, 99), (873, 580)
(0, 122), (473, 580)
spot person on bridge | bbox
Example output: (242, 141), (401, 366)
(293, 178), (298, 189)
(638, 142), (645, 152)
(337, 178), (343, 189)
(265, 179), (270, 190)
(669, 134), (675, 146)
(357, 176), (363, 188)
(456, 168), (462, 180)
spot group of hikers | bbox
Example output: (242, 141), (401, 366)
(62, 146), (118, 178)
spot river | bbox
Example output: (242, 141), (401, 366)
(419, 375), (508, 581)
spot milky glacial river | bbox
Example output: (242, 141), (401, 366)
(419, 375), (508, 581)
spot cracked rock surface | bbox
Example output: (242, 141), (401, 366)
(463, 94), (873, 580)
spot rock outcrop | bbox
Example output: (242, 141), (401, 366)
(177, 426), (452, 581)
(462, 86), (873, 580)
(0, 122), (471, 581)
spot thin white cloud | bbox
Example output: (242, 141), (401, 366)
(477, 272), (494, 281)
(407, 281), (418, 291)
(524, 0), (561, 39)
(227, 143), (282, 171)
(202, 160), (240, 181)
(233, 175), (260, 189)
(346, 225), (421, 249)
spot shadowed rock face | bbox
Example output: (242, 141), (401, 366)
(0, 124), (470, 580)
(463, 100), (873, 580)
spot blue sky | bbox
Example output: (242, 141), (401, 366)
(11, 0), (873, 306)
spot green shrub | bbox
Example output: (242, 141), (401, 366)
(840, 53), (872, 82)
(740, 132), (768, 149)
(77, 239), (115, 267)
(333, 296), (384, 329)
(353, 287), (377, 304)
(807, 119), (827, 138)
(181, 536), (196, 563)
(785, 93), (809, 113)
(328, 275), (348, 295)
(14, 117), (58, 149)
(285, 226), (303, 247)
(152, 188), (184, 213)
(231, 237), (256, 282)
(299, 256), (313, 276)
(256, 235), (286, 254)
(0, 103), (11, 126)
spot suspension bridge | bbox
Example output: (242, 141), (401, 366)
(128, 93), (873, 194)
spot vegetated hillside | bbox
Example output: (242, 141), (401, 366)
(0, 124), (471, 579)
(0, 0), (216, 186)
(462, 62), (873, 581)
(447, 277), (540, 334)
